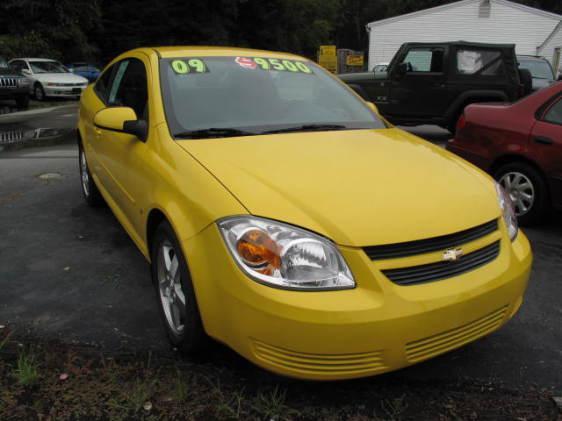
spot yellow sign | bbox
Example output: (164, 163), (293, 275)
(318, 45), (337, 73)
(319, 45), (336, 56)
(346, 54), (364, 67)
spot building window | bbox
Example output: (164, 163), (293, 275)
(479, 0), (491, 18)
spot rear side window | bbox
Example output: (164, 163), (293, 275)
(456, 49), (504, 76)
(543, 98), (562, 125)
(401, 48), (444, 73)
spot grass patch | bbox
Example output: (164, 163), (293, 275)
(252, 386), (298, 420)
(13, 348), (39, 386)
(0, 337), (558, 420)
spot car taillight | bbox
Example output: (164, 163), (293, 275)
(456, 113), (466, 132)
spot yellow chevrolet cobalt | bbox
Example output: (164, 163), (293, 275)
(78, 47), (532, 380)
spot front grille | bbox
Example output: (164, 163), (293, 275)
(363, 219), (498, 260)
(405, 306), (508, 362)
(0, 77), (17, 88)
(0, 130), (24, 145)
(252, 340), (387, 377)
(382, 241), (500, 285)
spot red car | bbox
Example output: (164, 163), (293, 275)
(448, 82), (562, 225)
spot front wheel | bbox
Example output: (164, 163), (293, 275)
(78, 143), (103, 207)
(494, 162), (548, 226)
(34, 84), (46, 101)
(151, 221), (208, 353)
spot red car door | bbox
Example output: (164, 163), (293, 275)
(530, 95), (562, 208)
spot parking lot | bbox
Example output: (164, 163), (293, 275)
(1, 105), (561, 396)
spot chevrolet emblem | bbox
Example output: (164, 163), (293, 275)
(442, 248), (463, 262)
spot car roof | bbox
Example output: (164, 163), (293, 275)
(12, 58), (60, 62)
(403, 41), (515, 49)
(517, 55), (548, 61)
(133, 46), (305, 60)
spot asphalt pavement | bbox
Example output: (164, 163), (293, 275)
(0, 105), (560, 390)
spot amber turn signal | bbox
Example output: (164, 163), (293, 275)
(236, 229), (281, 275)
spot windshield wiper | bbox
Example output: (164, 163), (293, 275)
(174, 127), (257, 139)
(262, 124), (349, 134)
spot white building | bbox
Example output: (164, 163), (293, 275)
(367, 0), (562, 72)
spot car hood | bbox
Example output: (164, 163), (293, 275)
(33, 73), (87, 84)
(178, 128), (500, 247)
(0, 68), (21, 77)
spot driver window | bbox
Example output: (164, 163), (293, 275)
(107, 58), (148, 120)
(401, 48), (444, 73)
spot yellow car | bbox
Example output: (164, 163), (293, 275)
(77, 47), (532, 381)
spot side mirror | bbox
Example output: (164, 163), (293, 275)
(94, 107), (147, 142)
(366, 101), (379, 115)
(21, 69), (31, 76)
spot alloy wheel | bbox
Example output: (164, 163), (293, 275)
(157, 240), (186, 335)
(80, 149), (90, 197)
(499, 171), (535, 216)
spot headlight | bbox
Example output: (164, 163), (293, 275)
(17, 78), (30, 87)
(218, 216), (355, 291)
(495, 183), (518, 241)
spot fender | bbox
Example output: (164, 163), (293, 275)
(445, 90), (509, 122)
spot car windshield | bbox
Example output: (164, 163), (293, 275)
(29, 61), (68, 74)
(159, 56), (386, 137)
(518, 59), (554, 80)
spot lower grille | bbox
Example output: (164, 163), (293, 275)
(383, 241), (500, 286)
(253, 340), (387, 377)
(406, 306), (508, 362)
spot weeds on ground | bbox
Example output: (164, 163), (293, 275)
(0, 338), (559, 420)
(252, 386), (298, 421)
(14, 348), (39, 386)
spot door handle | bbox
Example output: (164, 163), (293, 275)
(534, 136), (553, 145)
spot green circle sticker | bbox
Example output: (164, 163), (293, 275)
(171, 60), (189, 74)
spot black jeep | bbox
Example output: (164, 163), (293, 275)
(339, 41), (531, 132)
(0, 56), (30, 109)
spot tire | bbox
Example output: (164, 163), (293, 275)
(34, 83), (46, 101)
(15, 95), (29, 109)
(78, 142), (104, 207)
(494, 161), (549, 226)
(151, 221), (208, 353)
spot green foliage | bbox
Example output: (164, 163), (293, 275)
(0, 0), (561, 64)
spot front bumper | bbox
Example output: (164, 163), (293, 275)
(184, 222), (532, 381)
(0, 86), (29, 98)
(44, 85), (86, 97)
